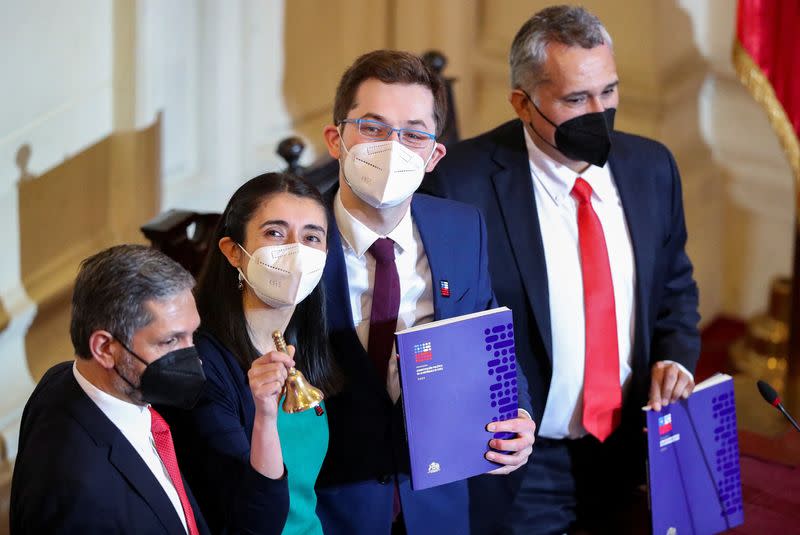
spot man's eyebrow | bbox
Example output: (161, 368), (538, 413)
(164, 329), (191, 340)
(561, 90), (590, 100)
(360, 112), (387, 123)
(561, 80), (619, 100)
(359, 113), (433, 131)
(404, 119), (432, 131)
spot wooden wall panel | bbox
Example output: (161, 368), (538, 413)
(21, 118), (160, 380)
(283, 0), (390, 156)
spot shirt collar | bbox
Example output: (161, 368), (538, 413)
(523, 125), (614, 205)
(333, 190), (415, 258)
(72, 361), (151, 438)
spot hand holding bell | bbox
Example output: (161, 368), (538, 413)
(272, 330), (325, 415)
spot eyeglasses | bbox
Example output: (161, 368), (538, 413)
(339, 119), (436, 150)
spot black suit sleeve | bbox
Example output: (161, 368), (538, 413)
(227, 466), (291, 535)
(11, 475), (126, 534)
(650, 150), (701, 373)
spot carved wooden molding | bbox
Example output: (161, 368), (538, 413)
(19, 117), (160, 383)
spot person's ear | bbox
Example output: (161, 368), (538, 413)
(509, 89), (534, 124)
(424, 143), (448, 173)
(88, 330), (118, 370)
(219, 237), (244, 269)
(323, 124), (343, 160)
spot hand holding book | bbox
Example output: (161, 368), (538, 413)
(648, 360), (695, 411)
(485, 409), (536, 475)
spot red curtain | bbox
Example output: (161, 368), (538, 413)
(734, 0), (800, 181)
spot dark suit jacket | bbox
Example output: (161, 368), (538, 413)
(424, 119), (701, 432)
(316, 192), (530, 535)
(10, 361), (288, 535)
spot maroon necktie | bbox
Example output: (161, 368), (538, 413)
(571, 178), (622, 442)
(367, 238), (401, 382)
(367, 238), (403, 519)
(149, 407), (200, 535)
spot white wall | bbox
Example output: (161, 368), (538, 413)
(0, 0), (297, 460)
(0, 0), (116, 458)
(0, 1), (114, 182)
(0, 0), (113, 297)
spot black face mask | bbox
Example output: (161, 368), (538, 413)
(523, 90), (616, 167)
(115, 341), (206, 410)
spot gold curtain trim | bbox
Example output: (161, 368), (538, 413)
(733, 40), (800, 189)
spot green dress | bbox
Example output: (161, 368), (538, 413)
(277, 401), (328, 535)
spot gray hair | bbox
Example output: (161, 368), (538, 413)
(70, 244), (195, 359)
(509, 5), (613, 92)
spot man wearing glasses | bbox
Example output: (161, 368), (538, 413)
(315, 50), (536, 535)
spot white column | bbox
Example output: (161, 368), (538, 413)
(149, 0), (291, 212)
(242, 0), (295, 178)
(197, 0), (245, 199)
(134, 0), (201, 206)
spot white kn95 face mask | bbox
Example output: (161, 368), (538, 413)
(342, 140), (433, 208)
(237, 242), (327, 308)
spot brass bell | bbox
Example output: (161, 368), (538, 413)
(272, 331), (325, 415)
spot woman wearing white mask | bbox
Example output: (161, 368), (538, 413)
(164, 172), (342, 535)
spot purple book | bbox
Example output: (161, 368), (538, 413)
(646, 373), (744, 535)
(395, 307), (518, 490)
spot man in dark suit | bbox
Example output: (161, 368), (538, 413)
(424, 6), (701, 535)
(10, 244), (289, 534)
(314, 50), (536, 535)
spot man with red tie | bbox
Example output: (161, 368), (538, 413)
(10, 245), (289, 534)
(424, 5), (700, 534)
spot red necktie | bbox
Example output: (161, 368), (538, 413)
(366, 238), (403, 520)
(367, 238), (401, 381)
(571, 178), (622, 442)
(149, 407), (200, 535)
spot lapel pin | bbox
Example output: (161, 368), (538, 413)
(439, 280), (450, 298)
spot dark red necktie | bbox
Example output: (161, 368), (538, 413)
(571, 178), (622, 442)
(367, 238), (403, 519)
(367, 238), (401, 381)
(149, 407), (200, 535)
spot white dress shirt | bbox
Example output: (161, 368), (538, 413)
(524, 129), (637, 439)
(333, 191), (434, 381)
(73, 362), (189, 533)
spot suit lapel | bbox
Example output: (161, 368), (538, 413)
(490, 124), (553, 361)
(410, 196), (452, 321)
(323, 212), (358, 334)
(65, 373), (189, 534)
(107, 437), (190, 534)
(609, 134), (655, 369)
